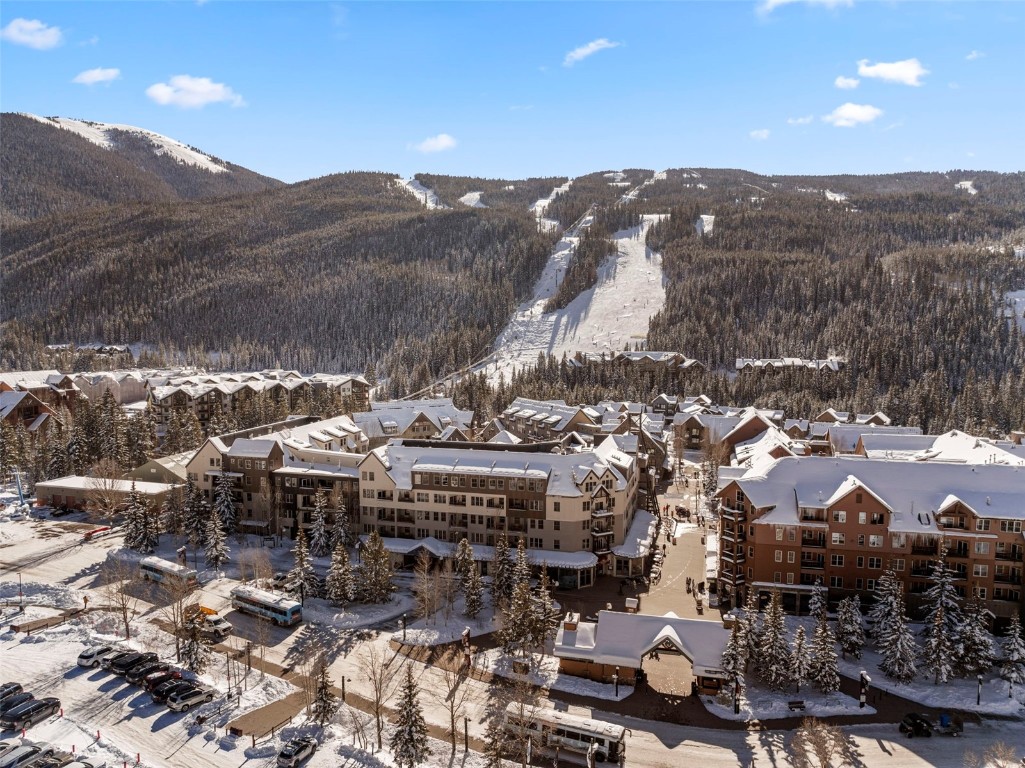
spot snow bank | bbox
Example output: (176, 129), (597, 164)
(395, 178), (450, 209)
(458, 191), (488, 208)
(473, 648), (634, 701)
(955, 180), (978, 195)
(702, 686), (874, 721)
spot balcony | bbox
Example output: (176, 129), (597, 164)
(801, 537), (827, 549)
(721, 549), (746, 564)
(721, 527), (747, 544)
(994, 573), (1023, 585)
(450, 517), (468, 529)
(375, 491), (394, 501)
(800, 557), (825, 570)
(996, 550), (1024, 562)
(396, 529), (416, 540)
(591, 527), (614, 537)
(593, 541), (612, 555)
(800, 512), (827, 523)
(592, 507), (614, 518)
(449, 495), (467, 507)
(719, 569), (745, 585)
(948, 549), (971, 560)
(508, 501), (528, 512)
(397, 492), (414, 503)
(951, 570), (968, 581)
(397, 512), (415, 525)
(486, 500), (505, 510)
(721, 503), (747, 517)
(911, 545), (939, 556)
(507, 522), (527, 533)
(376, 511), (396, 523)
(910, 566), (932, 578)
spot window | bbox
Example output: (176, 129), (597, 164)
(582, 539), (590, 550)
(471, 496), (483, 507)
(892, 558), (905, 572)
(582, 519), (591, 530)
(858, 512), (867, 525)
(368, 471), (374, 481)
(857, 556), (865, 568)
(434, 493), (446, 504)
(856, 578), (864, 589)
(417, 528), (429, 538)
(488, 479), (496, 489)
(774, 571), (782, 583)
(832, 510), (846, 523)
(830, 554), (844, 567)
(856, 493), (863, 503)
(775, 550), (783, 562)
(529, 537), (543, 548)
(553, 502), (561, 512)
(788, 528), (796, 542)
(554, 521), (560, 531)
(413, 473), (422, 484)
(830, 576), (843, 588)
(583, 501), (591, 512)
(470, 477), (479, 489)
(787, 551), (795, 563)
(553, 540), (561, 550)
(775, 527), (784, 541)
(1000, 520), (1022, 533)
(857, 535), (865, 546)
(497, 480), (504, 490)
(866, 579), (876, 591)
(416, 492), (429, 503)
(442, 476), (449, 486)
(973, 587), (987, 600)
(975, 541), (990, 555)
(976, 519), (991, 531)
(285, 477), (296, 487)
(529, 500), (541, 512)
(868, 557), (882, 569)
(786, 573), (795, 585)
(831, 533), (845, 545)
(362, 488), (373, 499)
(471, 532), (484, 544)
(973, 564), (988, 577)
(869, 535), (883, 548)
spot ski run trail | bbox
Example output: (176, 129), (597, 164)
(483, 174), (669, 384)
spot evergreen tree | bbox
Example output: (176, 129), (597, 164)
(464, 562), (484, 619)
(288, 528), (318, 605)
(330, 497), (350, 550)
(356, 530), (395, 604)
(527, 568), (556, 653)
(1000, 613), (1025, 685)
(324, 541), (354, 605)
(490, 533), (513, 608)
(868, 570), (902, 643)
(836, 596), (866, 660)
(122, 482), (145, 551)
(161, 488), (184, 537)
(213, 471), (238, 537)
(921, 551), (964, 652)
(790, 625), (811, 693)
(957, 599), (995, 677)
(180, 622), (210, 673)
(308, 490), (331, 557)
(390, 664), (431, 768)
(182, 479), (206, 544)
(204, 514), (229, 569)
(502, 579), (534, 658)
(922, 604), (955, 684)
(808, 613), (841, 694)
(721, 621), (743, 681)
(878, 589), (918, 683)
(454, 537), (475, 592)
(738, 589), (760, 673)
(312, 657), (339, 726)
(512, 537), (531, 587)
(757, 590), (792, 691)
(809, 578), (828, 622)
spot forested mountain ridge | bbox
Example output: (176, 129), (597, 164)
(0, 112), (283, 226)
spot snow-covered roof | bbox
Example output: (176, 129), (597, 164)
(502, 397), (596, 433)
(363, 535), (598, 569)
(859, 433), (937, 459)
(488, 430), (523, 445)
(828, 424), (923, 454)
(554, 610), (729, 676)
(227, 439), (278, 458)
(736, 357), (845, 371)
(354, 398), (472, 439)
(0, 369), (62, 389)
(905, 430), (1025, 467)
(35, 476), (179, 495)
(612, 510), (657, 559)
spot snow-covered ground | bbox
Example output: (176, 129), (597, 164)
(1005, 288), (1025, 332)
(702, 685), (874, 721)
(529, 179), (572, 233)
(483, 212), (668, 384)
(472, 648), (634, 702)
(955, 180), (979, 195)
(19, 113), (230, 174)
(394, 178), (450, 209)
(458, 191), (488, 208)
(825, 189), (848, 202)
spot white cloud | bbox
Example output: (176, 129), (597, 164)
(787, 115), (814, 125)
(563, 38), (620, 67)
(411, 133), (457, 153)
(965, 50), (984, 61)
(834, 75), (860, 89)
(72, 67), (121, 86)
(822, 102), (883, 127)
(0, 18), (63, 49)
(145, 75), (245, 108)
(856, 58), (929, 86)
(758, 0), (853, 14)
(749, 129), (771, 141)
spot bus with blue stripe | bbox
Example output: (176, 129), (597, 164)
(139, 556), (198, 588)
(229, 585), (302, 626)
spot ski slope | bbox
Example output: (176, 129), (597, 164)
(484, 212), (668, 384)
(395, 177), (450, 209)
(529, 179), (572, 233)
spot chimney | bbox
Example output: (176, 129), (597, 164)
(563, 612), (580, 631)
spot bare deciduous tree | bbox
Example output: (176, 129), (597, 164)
(414, 550), (437, 621)
(963, 741), (1021, 768)
(356, 642), (403, 751)
(238, 546), (272, 585)
(87, 458), (124, 521)
(431, 649), (479, 756)
(103, 556), (142, 640)
(157, 573), (199, 661)
(788, 717), (860, 768)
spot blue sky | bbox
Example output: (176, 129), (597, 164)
(1, 1), (1022, 183)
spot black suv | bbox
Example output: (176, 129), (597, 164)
(0, 684), (22, 707)
(152, 680), (196, 704)
(111, 652), (158, 676)
(899, 713), (933, 738)
(0, 692), (33, 716)
(144, 669), (182, 692)
(126, 661), (169, 685)
(0, 696), (60, 730)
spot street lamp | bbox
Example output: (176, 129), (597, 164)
(977, 673), (983, 706)
(859, 671), (871, 709)
(402, 613), (407, 642)
(464, 716), (470, 752)
(733, 674), (741, 715)
(613, 667), (619, 698)
(341, 676), (350, 702)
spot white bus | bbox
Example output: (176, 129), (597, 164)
(229, 585), (302, 626)
(139, 556), (198, 587)
(503, 703), (626, 764)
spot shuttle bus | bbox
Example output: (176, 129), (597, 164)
(503, 702), (626, 763)
(139, 556), (198, 588)
(229, 585), (302, 626)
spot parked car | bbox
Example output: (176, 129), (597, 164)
(110, 653), (157, 676)
(143, 670), (181, 693)
(0, 745), (53, 768)
(0, 687), (22, 708)
(126, 662), (169, 686)
(98, 651), (133, 670)
(0, 741), (24, 762)
(166, 686), (214, 713)
(0, 698), (60, 730)
(77, 645), (114, 668)
(276, 736), (317, 768)
(62, 759), (107, 768)
(0, 695), (34, 717)
(152, 681), (196, 705)
(899, 713), (933, 738)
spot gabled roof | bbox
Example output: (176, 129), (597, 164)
(227, 439), (278, 458)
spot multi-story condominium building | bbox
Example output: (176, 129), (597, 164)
(497, 398), (600, 443)
(0, 370), (82, 415)
(355, 437), (643, 588)
(352, 398), (474, 449)
(716, 456), (1025, 627)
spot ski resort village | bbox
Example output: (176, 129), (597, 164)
(2, 362), (1025, 768)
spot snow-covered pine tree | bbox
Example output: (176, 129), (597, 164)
(390, 664), (431, 768)
(809, 578), (828, 622)
(502, 579), (534, 658)
(182, 479), (206, 544)
(356, 530), (395, 604)
(878, 589), (918, 683)
(454, 537), (475, 592)
(721, 621), (743, 681)
(308, 490), (331, 558)
(122, 482), (144, 550)
(330, 497), (350, 550)
(868, 569), (901, 645)
(324, 541), (354, 605)
(757, 590), (792, 691)
(957, 598), (994, 677)
(790, 625), (811, 693)
(528, 568), (556, 653)
(1000, 613), (1025, 684)
(921, 551), (964, 651)
(490, 533), (513, 608)
(287, 528), (318, 604)
(139, 495), (159, 553)
(922, 603), (955, 684)
(739, 588), (760, 672)
(836, 596), (866, 659)
(808, 612), (841, 694)
(161, 489), (183, 537)
(312, 657), (339, 726)
(512, 537), (531, 587)
(204, 514), (229, 569)
(464, 562), (484, 619)
(213, 471), (239, 537)
(180, 622), (210, 673)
